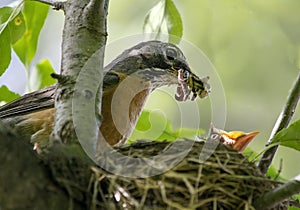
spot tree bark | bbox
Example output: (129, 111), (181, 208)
(0, 120), (85, 210)
(51, 0), (109, 157)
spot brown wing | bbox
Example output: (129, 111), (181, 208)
(0, 69), (123, 119)
(0, 85), (56, 118)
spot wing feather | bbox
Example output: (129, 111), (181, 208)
(0, 69), (123, 119)
(0, 85), (56, 118)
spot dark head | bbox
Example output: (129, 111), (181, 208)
(105, 40), (210, 101)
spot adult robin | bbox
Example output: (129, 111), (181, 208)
(1, 41), (259, 153)
(0, 41), (210, 151)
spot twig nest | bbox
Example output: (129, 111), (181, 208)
(90, 140), (288, 209)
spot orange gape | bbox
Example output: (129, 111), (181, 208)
(0, 41), (210, 151)
(220, 130), (259, 152)
(207, 126), (259, 153)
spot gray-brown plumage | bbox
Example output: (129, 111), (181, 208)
(0, 41), (210, 149)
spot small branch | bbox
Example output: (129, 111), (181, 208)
(258, 71), (300, 174)
(51, 73), (72, 84)
(253, 180), (300, 209)
(31, 0), (65, 11)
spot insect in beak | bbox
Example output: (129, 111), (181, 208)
(175, 69), (210, 101)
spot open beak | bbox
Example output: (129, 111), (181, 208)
(233, 131), (259, 152)
(221, 130), (259, 152)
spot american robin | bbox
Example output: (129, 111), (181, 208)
(212, 127), (259, 152)
(221, 130), (259, 152)
(0, 41), (210, 151)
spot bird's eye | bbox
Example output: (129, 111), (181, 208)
(166, 48), (177, 60)
(210, 133), (221, 140)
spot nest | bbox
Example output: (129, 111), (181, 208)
(84, 140), (287, 210)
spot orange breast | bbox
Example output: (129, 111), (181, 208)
(99, 76), (151, 145)
(14, 108), (55, 148)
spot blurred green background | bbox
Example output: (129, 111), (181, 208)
(4, 0), (299, 178)
(106, 0), (300, 179)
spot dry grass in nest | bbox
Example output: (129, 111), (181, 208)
(87, 140), (287, 210)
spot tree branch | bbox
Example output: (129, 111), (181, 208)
(31, 0), (65, 11)
(0, 120), (76, 209)
(51, 0), (108, 157)
(253, 180), (300, 209)
(258, 71), (300, 174)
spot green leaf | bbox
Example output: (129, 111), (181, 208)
(0, 6), (25, 76)
(266, 164), (288, 182)
(0, 28), (11, 76)
(130, 110), (171, 141)
(165, 0), (183, 44)
(13, 1), (49, 67)
(272, 120), (300, 152)
(0, 6), (25, 43)
(128, 110), (204, 143)
(143, 1), (166, 34)
(0, 85), (20, 103)
(134, 110), (152, 131)
(290, 194), (300, 210)
(30, 59), (56, 90)
(143, 0), (183, 44)
(9, 11), (26, 44)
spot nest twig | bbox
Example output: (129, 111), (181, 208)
(84, 140), (287, 210)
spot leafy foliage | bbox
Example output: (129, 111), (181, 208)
(30, 59), (56, 91)
(143, 0), (183, 44)
(0, 85), (20, 103)
(290, 193), (300, 210)
(128, 110), (205, 143)
(0, 27), (11, 76)
(0, 6), (25, 76)
(272, 120), (300, 152)
(13, 1), (49, 67)
(0, 1), (50, 93)
(0, 1), (51, 103)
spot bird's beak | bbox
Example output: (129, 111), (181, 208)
(245, 131), (260, 139)
(232, 131), (259, 152)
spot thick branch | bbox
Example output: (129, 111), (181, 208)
(258, 71), (300, 174)
(254, 180), (300, 209)
(0, 120), (79, 210)
(51, 0), (108, 156)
